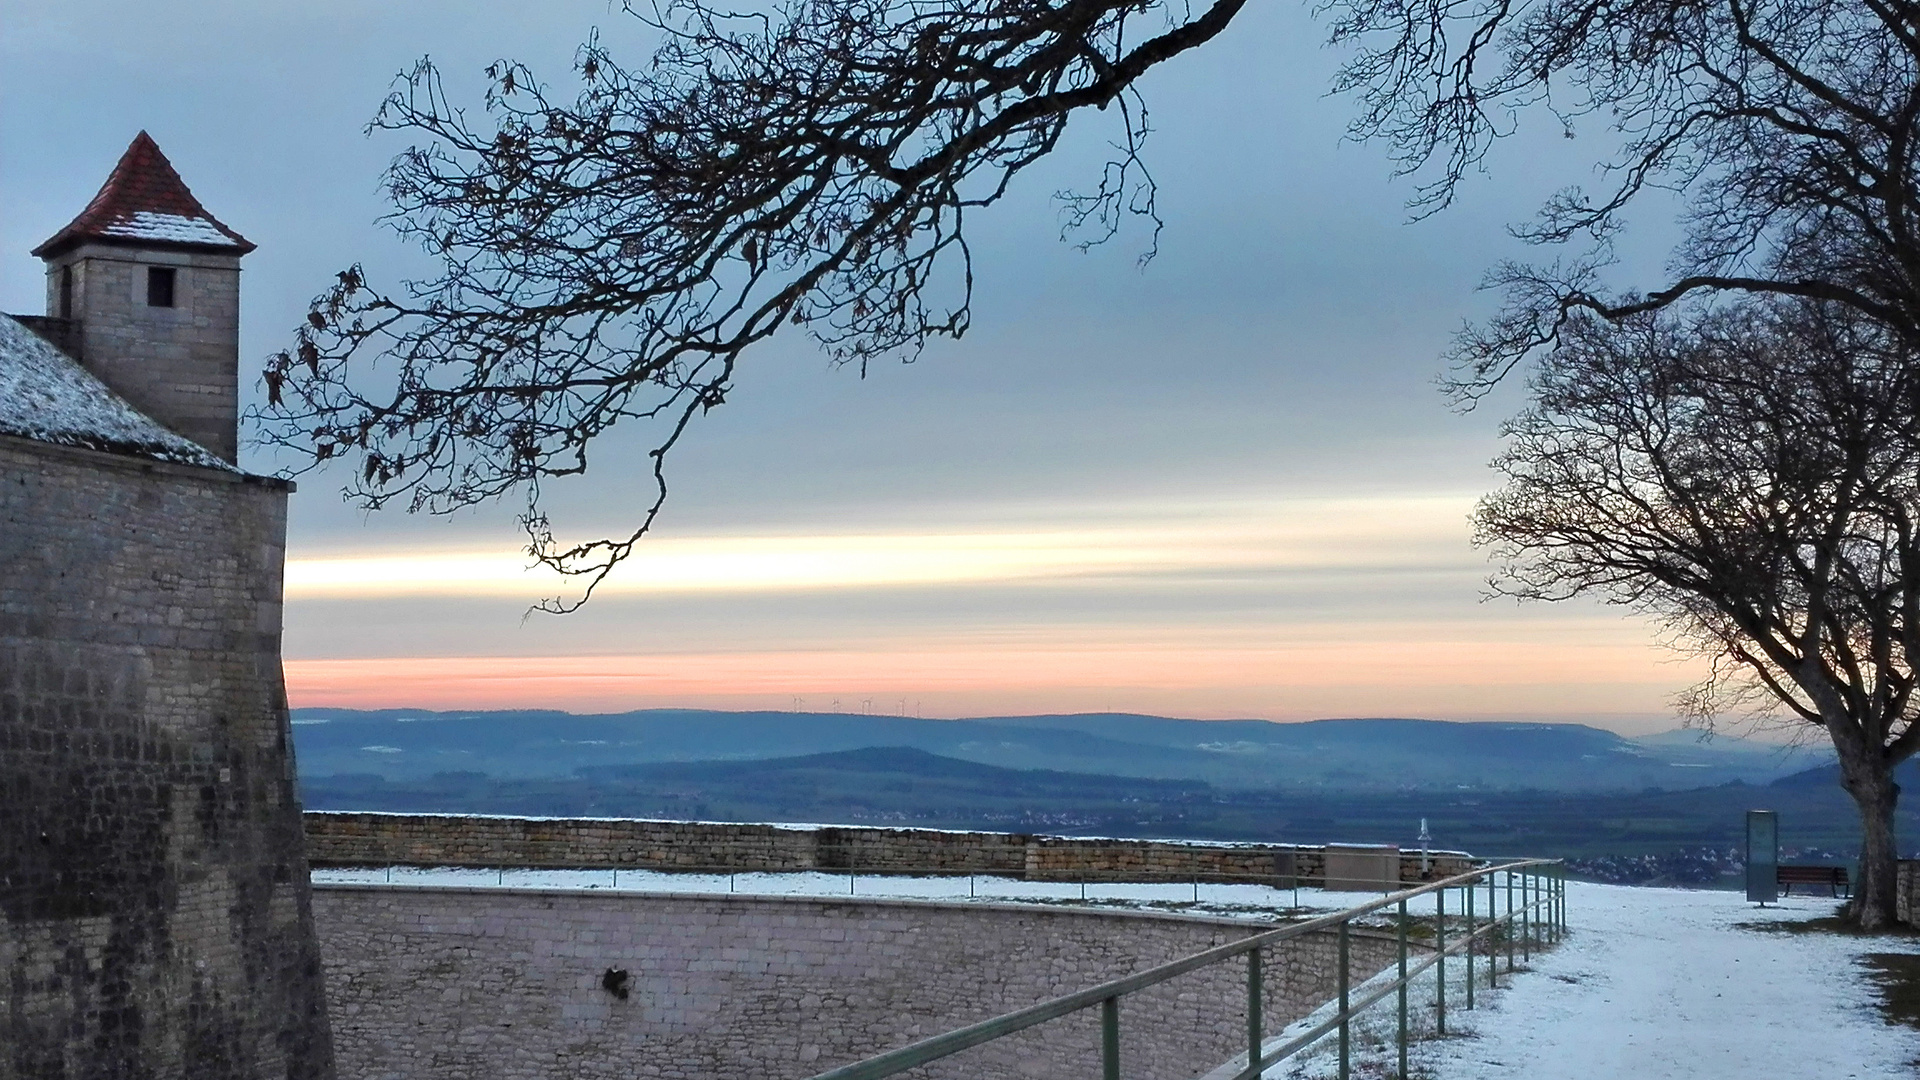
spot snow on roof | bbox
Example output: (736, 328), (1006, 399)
(32, 131), (253, 259)
(95, 211), (243, 247)
(0, 315), (233, 470)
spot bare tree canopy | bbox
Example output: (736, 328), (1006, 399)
(1323, 0), (1920, 397)
(1478, 298), (1920, 925)
(253, 0), (1246, 606)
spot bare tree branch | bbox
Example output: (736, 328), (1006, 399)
(250, 0), (1247, 608)
(1317, 0), (1920, 398)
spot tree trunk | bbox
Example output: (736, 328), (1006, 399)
(1838, 751), (1903, 929)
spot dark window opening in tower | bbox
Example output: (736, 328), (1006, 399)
(59, 265), (73, 320)
(146, 266), (175, 308)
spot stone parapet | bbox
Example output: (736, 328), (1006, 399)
(305, 811), (1477, 887)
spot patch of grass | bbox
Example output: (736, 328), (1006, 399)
(1861, 953), (1920, 1031)
(1735, 905), (1920, 937)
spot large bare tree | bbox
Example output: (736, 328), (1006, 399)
(1479, 298), (1920, 927)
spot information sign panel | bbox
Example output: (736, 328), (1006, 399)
(1746, 809), (1779, 904)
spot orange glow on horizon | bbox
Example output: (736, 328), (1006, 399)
(278, 492), (1709, 731)
(283, 633), (1704, 724)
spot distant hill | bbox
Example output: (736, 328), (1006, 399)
(290, 707), (1832, 793)
(304, 745), (1212, 832)
(300, 743), (1902, 862)
(1769, 756), (1920, 790)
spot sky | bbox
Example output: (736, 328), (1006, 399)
(0, 0), (1713, 731)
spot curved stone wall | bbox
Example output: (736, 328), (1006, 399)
(313, 885), (1403, 1080)
(0, 436), (332, 1080)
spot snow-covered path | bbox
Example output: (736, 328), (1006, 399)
(1424, 883), (1920, 1080)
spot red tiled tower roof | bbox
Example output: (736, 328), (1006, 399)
(32, 131), (255, 259)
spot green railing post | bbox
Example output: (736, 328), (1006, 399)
(1486, 871), (1497, 989)
(1434, 886), (1446, 1036)
(1102, 996), (1120, 1080)
(1247, 946), (1262, 1078)
(1338, 921), (1351, 1080)
(1522, 871), (1531, 964)
(1465, 876), (1475, 1009)
(1546, 867), (1555, 944)
(1505, 871), (1515, 973)
(1396, 898), (1408, 1080)
(1547, 866), (1555, 942)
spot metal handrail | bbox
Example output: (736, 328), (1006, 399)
(1227, 868), (1554, 1080)
(807, 858), (1566, 1080)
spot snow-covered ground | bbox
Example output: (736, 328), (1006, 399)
(1396, 882), (1918, 1080)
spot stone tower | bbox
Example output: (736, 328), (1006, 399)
(30, 131), (253, 462)
(1, 136), (334, 1079)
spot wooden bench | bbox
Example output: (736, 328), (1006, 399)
(1777, 864), (1850, 897)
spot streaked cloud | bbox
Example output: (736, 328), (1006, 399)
(278, 490), (1706, 732)
(284, 493), (1482, 599)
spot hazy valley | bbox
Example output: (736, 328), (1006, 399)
(294, 709), (1889, 883)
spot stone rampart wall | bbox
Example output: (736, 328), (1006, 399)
(312, 886), (1408, 1080)
(1, 435), (332, 1079)
(306, 812), (1477, 886)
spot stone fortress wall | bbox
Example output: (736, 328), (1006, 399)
(306, 811), (1476, 887)
(0, 435), (333, 1078)
(313, 885), (1410, 1080)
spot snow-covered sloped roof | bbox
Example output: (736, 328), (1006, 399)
(0, 314), (233, 470)
(31, 131), (254, 259)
